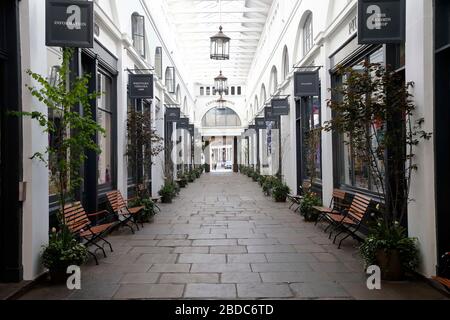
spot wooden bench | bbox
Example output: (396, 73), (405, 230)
(64, 202), (118, 265)
(328, 193), (372, 249)
(313, 189), (349, 231)
(106, 190), (144, 233)
(287, 194), (303, 211)
(432, 277), (450, 292)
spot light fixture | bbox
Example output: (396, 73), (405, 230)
(210, 1), (230, 60)
(214, 70), (229, 95)
(216, 95), (227, 110)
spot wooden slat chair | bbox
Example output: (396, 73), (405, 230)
(432, 277), (450, 292)
(288, 194), (303, 211)
(64, 202), (117, 265)
(106, 190), (144, 233)
(329, 194), (372, 249)
(313, 189), (349, 231)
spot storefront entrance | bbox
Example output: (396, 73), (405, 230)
(0, 0), (22, 282)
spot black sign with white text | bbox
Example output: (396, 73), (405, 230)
(255, 118), (267, 130)
(166, 108), (181, 122)
(46, 0), (94, 48)
(129, 74), (154, 99)
(264, 107), (280, 123)
(178, 118), (190, 129)
(358, 0), (405, 44)
(294, 71), (320, 97)
(271, 98), (290, 116)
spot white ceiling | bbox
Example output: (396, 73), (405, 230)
(164, 0), (274, 84)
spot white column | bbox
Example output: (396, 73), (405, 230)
(405, 0), (437, 278)
(20, 0), (49, 281)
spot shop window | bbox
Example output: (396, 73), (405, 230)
(302, 96), (322, 181)
(334, 47), (386, 192)
(97, 72), (113, 186)
(132, 13), (146, 58)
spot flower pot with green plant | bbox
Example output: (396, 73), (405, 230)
(360, 219), (419, 281)
(177, 174), (188, 188)
(159, 182), (177, 203)
(128, 197), (160, 223)
(262, 176), (279, 196)
(42, 226), (88, 284)
(299, 191), (322, 222)
(272, 181), (290, 203)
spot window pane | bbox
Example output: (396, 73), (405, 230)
(98, 110), (112, 185)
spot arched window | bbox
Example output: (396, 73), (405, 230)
(254, 96), (259, 111)
(132, 13), (146, 58)
(237, 86), (242, 95)
(270, 66), (278, 95)
(202, 108), (242, 127)
(155, 47), (162, 79)
(165, 67), (175, 93)
(200, 87), (205, 95)
(260, 84), (267, 105)
(282, 46), (290, 80)
(303, 13), (313, 56)
(176, 85), (181, 104)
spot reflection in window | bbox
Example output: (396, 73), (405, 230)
(97, 72), (113, 186)
(202, 107), (241, 127)
(303, 96), (322, 180)
(337, 48), (386, 192)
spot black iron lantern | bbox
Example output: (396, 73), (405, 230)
(210, 26), (230, 60)
(214, 70), (229, 95)
(216, 95), (227, 110)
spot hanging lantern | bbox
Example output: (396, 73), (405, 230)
(216, 95), (227, 110)
(214, 70), (229, 95)
(210, 26), (230, 60)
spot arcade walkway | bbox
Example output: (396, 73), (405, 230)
(20, 174), (446, 300)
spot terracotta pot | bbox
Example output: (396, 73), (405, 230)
(275, 196), (287, 203)
(376, 249), (404, 281)
(49, 268), (68, 284)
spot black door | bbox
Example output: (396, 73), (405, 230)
(0, 0), (23, 283)
(435, 0), (450, 276)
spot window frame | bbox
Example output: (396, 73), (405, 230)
(131, 13), (146, 59)
(303, 13), (313, 56)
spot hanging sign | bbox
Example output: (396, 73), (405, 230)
(357, 0), (406, 44)
(129, 74), (154, 99)
(177, 118), (190, 129)
(165, 108), (181, 122)
(46, 0), (94, 48)
(294, 71), (320, 97)
(248, 125), (256, 131)
(264, 107), (280, 123)
(271, 98), (290, 116)
(255, 118), (267, 130)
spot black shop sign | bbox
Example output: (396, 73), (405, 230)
(358, 0), (405, 44)
(129, 74), (154, 99)
(294, 71), (320, 97)
(46, 0), (94, 48)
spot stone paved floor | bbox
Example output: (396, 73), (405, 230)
(19, 173), (448, 300)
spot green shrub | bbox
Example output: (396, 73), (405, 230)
(272, 182), (290, 202)
(299, 191), (321, 221)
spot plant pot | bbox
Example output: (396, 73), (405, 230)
(179, 181), (187, 188)
(49, 268), (69, 284)
(161, 196), (173, 204)
(376, 249), (404, 281)
(303, 212), (319, 222)
(274, 196), (287, 203)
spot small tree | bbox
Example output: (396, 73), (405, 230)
(13, 48), (105, 226)
(126, 107), (164, 197)
(323, 62), (432, 228)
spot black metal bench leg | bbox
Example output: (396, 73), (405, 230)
(88, 250), (99, 265)
(92, 241), (107, 258)
(338, 231), (353, 249)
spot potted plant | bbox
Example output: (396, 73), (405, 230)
(299, 191), (322, 222)
(262, 176), (278, 196)
(42, 226), (88, 284)
(187, 171), (195, 183)
(177, 174), (187, 188)
(252, 171), (260, 182)
(360, 219), (419, 281)
(128, 197), (160, 223)
(324, 63), (431, 279)
(272, 181), (290, 203)
(158, 182), (176, 203)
